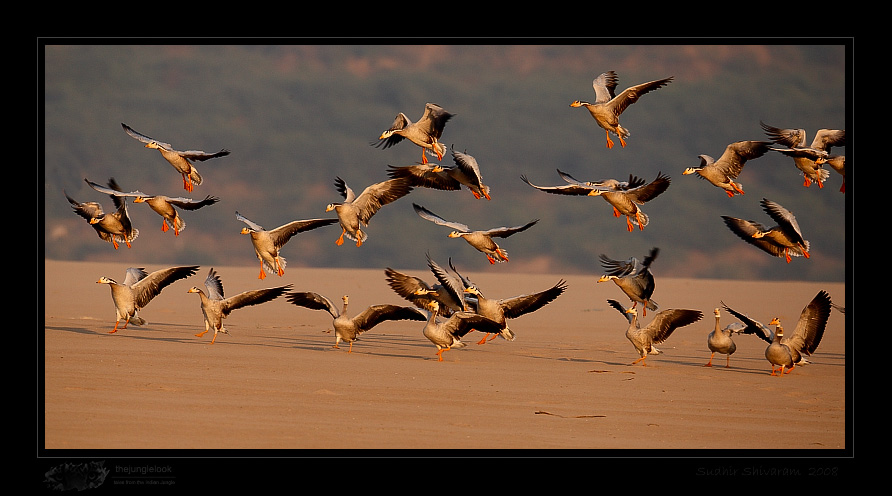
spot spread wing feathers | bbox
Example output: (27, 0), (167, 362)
(353, 305), (427, 330)
(167, 195), (220, 210)
(65, 192), (105, 220)
(122, 123), (230, 160)
(441, 313), (504, 340)
(499, 280), (568, 319)
(785, 290), (832, 356)
(413, 203), (471, 231)
(625, 172), (671, 204)
(711, 141), (771, 177)
(132, 265), (200, 308)
(426, 255), (468, 306)
(521, 175), (603, 196)
(269, 218), (338, 248)
(203, 268), (226, 300)
(607, 299), (635, 324)
(558, 169), (647, 191)
(606, 75), (675, 116)
(387, 164), (462, 191)
(285, 291), (340, 318)
(485, 219), (539, 238)
(760, 198), (807, 245)
(600, 247), (659, 277)
(337, 177), (412, 224)
(720, 302), (774, 343)
(416, 103), (453, 139)
(645, 309), (703, 344)
(721, 216), (789, 258)
(221, 285), (290, 317)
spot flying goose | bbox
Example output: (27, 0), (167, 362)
(683, 141), (771, 197)
(598, 247), (659, 316)
(412, 203), (538, 264)
(97, 265), (200, 333)
(607, 299), (703, 366)
(760, 121), (846, 189)
(386, 147), (492, 200)
(384, 254), (468, 316)
(187, 268), (290, 344)
(326, 176), (413, 247)
(704, 308), (747, 368)
(721, 198), (810, 263)
(723, 291), (832, 376)
(85, 178), (218, 236)
(65, 178), (139, 249)
(122, 123), (230, 192)
(570, 70), (673, 149)
(522, 171), (670, 232)
(286, 292), (426, 353)
(235, 211), (338, 279)
(461, 277), (568, 345)
(373, 103), (454, 164)
(421, 301), (504, 362)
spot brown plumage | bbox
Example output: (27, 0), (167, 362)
(236, 211), (337, 279)
(65, 178), (139, 249)
(683, 141), (771, 197)
(286, 292), (426, 353)
(373, 103), (453, 164)
(522, 170), (670, 232)
(187, 268), (290, 344)
(608, 299), (703, 366)
(97, 265), (199, 333)
(122, 123), (230, 192)
(570, 70), (673, 149)
(722, 198), (810, 263)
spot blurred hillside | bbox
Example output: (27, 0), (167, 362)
(43, 44), (849, 282)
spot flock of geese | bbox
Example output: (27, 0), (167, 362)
(64, 70), (845, 372)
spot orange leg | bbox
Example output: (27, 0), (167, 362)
(496, 248), (509, 262)
(477, 333), (491, 345)
(347, 342), (354, 353)
(421, 149), (428, 164)
(162, 220), (169, 232)
(803, 177), (811, 188)
(486, 254), (496, 264)
(335, 230), (345, 246)
(605, 130), (614, 149)
(436, 348), (449, 361)
(625, 217), (634, 232)
(635, 211), (645, 231)
(111, 238), (119, 250)
(725, 190), (736, 198)
(182, 173), (193, 192)
(195, 330), (208, 338)
(725, 355), (731, 368)
(619, 136), (627, 148)
(631, 356), (647, 366)
(704, 352), (714, 367)
(613, 207), (621, 217)
(210, 332), (218, 344)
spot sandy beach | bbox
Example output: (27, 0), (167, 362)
(41, 258), (850, 484)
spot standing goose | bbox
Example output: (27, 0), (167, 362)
(286, 292), (426, 353)
(326, 176), (413, 247)
(522, 171), (670, 232)
(235, 211), (338, 279)
(187, 268), (290, 344)
(462, 277), (568, 345)
(570, 70), (673, 149)
(760, 121), (846, 189)
(683, 141), (771, 197)
(374, 103), (454, 164)
(597, 247), (659, 316)
(721, 198), (810, 263)
(412, 203), (538, 264)
(85, 178), (218, 236)
(724, 291), (831, 376)
(704, 308), (747, 368)
(607, 299), (703, 366)
(97, 265), (200, 333)
(122, 123), (230, 192)
(65, 179), (139, 249)
(421, 301), (504, 362)
(723, 292), (831, 374)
